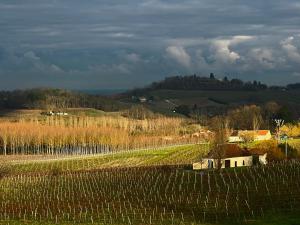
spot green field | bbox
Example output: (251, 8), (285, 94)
(0, 145), (300, 225)
(6, 144), (209, 174)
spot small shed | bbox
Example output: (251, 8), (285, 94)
(193, 146), (267, 170)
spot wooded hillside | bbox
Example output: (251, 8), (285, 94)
(0, 88), (124, 111)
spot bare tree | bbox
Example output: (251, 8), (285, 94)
(264, 101), (280, 128)
(252, 113), (263, 131)
(228, 105), (263, 130)
(210, 116), (230, 170)
(274, 119), (284, 142)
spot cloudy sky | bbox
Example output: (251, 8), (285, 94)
(1, 0), (300, 90)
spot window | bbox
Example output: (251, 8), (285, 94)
(235, 161), (237, 167)
(243, 160), (245, 166)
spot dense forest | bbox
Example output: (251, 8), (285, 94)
(0, 88), (124, 111)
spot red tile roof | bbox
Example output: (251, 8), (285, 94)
(256, 130), (269, 136)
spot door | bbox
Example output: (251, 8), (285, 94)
(225, 160), (230, 168)
(208, 160), (214, 169)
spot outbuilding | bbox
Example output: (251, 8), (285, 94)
(193, 146), (267, 170)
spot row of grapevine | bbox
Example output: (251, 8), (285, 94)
(0, 161), (299, 224)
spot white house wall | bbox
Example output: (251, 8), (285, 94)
(255, 133), (272, 141)
(193, 156), (253, 170)
(228, 136), (243, 143)
(225, 156), (253, 168)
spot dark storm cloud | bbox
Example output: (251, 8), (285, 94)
(0, 0), (300, 89)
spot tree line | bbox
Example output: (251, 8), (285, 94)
(129, 74), (300, 94)
(0, 88), (124, 111)
(0, 115), (203, 155)
(144, 74), (268, 92)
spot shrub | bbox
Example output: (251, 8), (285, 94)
(250, 140), (285, 161)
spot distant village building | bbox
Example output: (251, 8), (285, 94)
(44, 111), (68, 116)
(228, 130), (243, 143)
(193, 147), (267, 170)
(254, 130), (272, 141)
(228, 130), (272, 143)
(138, 97), (147, 103)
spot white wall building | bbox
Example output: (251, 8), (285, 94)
(228, 130), (272, 143)
(193, 147), (267, 170)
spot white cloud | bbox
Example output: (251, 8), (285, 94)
(109, 32), (135, 38)
(212, 40), (240, 64)
(211, 36), (254, 64)
(165, 46), (191, 68)
(23, 51), (40, 61)
(124, 53), (141, 63)
(195, 49), (209, 69)
(281, 36), (300, 63)
(166, 38), (206, 48)
(292, 72), (300, 77)
(248, 48), (275, 69)
(50, 64), (63, 73)
(139, 0), (197, 12)
(230, 35), (254, 45)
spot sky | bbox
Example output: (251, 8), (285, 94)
(1, 0), (300, 90)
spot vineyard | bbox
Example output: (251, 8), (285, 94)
(0, 145), (300, 224)
(3, 145), (209, 174)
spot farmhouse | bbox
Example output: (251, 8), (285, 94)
(228, 130), (272, 143)
(193, 146), (267, 170)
